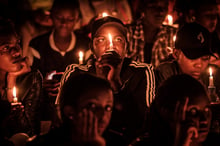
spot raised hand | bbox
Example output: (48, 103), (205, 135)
(95, 50), (122, 92)
(174, 97), (198, 146)
(73, 108), (106, 146)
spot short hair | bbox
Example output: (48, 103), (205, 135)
(50, 0), (80, 16)
(59, 73), (112, 119)
(0, 18), (18, 45)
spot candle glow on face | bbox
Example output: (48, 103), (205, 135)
(108, 33), (113, 50)
(79, 51), (84, 64)
(12, 86), (18, 103)
(167, 14), (173, 26)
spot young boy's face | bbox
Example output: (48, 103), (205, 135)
(0, 35), (23, 72)
(52, 8), (79, 37)
(177, 51), (210, 79)
(92, 24), (127, 59)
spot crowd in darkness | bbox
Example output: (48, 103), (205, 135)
(0, 0), (220, 146)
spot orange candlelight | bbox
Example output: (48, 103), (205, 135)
(209, 67), (214, 86)
(12, 86), (18, 103)
(79, 51), (84, 64)
(108, 33), (113, 50)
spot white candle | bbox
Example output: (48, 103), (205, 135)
(108, 33), (113, 50)
(209, 67), (214, 86)
(12, 86), (18, 103)
(167, 14), (173, 26)
(79, 51), (84, 64)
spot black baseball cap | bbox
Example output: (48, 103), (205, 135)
(175, 22), (213, 59)
(91, 16), (127, 40)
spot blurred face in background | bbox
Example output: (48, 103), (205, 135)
(52, 8), (79, 37)
(195, 5), (218, 32)
(143, 0), (169, 28)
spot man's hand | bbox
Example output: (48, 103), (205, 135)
(95, 50), (122, 92)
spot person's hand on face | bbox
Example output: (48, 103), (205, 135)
(73, 108), (106, 146)
(93, 25), (127, 92)
(95, 50), (122, 80)
(8, 57), (31, 77)
(174, 97), (199, 146)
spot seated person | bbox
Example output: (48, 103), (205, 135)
(156, 22), (213, 86)
(130, 74), (220, 146)
(27, 73), (114, 146)
(56, 16), (156, 145)
(0, 18), (43, 137)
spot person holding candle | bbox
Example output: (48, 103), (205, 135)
(129, 74), (220, 146)
(56, 16), (156, 145)
(0, 18), (43, 138)
(27, 73), (114, 146)
(156, 22), (214, 87)
(126, 0), (177, 67)
(28, 0), (91, 125)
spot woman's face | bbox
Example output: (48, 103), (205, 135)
(92, 24), (127, 60)
(0, 35), (23, 72)
(52, 9), (79, 37)
(185, 95), (212, 142)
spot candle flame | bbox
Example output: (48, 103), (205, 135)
(173, 35), (176, 42)
(79, 51), (84, 64)
(79, 51), (84, 58)
(13, 86), (16, 98)
(209, 67), (213, 76)
(167, 14), (173, 25)
(102, 12), (108, 17)
(108, 33), (113, 49)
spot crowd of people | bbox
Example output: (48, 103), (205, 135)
(0, 0), (220, 146)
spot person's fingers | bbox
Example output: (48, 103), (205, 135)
(184, 126), (198, 145)
(182, 97), (189, 120)
(82, 109), (87, 138)
(87, 110), (94, 138)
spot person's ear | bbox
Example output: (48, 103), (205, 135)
(172, 48), (181, 59)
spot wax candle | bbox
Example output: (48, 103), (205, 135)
(209, 67), (214, 86)
(12, 86), (18, 103)
(79, 51), (84, 64)
(108, 33), (113, 50)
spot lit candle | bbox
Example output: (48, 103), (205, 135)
(209, 67), (214, 86)
(108, 33), (113, 50)
(12, 86), (18, 103)
(79, 51), (84, 64)
(102, 12), (108, 17)
(167, 14), (173, 26)
(173, 35), (176, 43)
